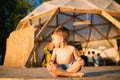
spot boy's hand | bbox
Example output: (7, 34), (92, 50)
(47, 62), (52, 71)
(47, 60), (54, 71)
(77, 58), (85, 67)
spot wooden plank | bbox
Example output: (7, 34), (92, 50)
(60, 7), (120, 17)
(20, 20), (28, 29)
(21, 8), (59, 23)
(60, 7), (101, 14)
(4, 26), (34, 67)
(107, 11), (120, 17)
(73, 20), (91, 26)
(16, 22), (24, 30)
(101, 10), (120, 29)
(0, 66), (120, 80)
(16, 20), (29, 30)
(30, 8), (59, 21)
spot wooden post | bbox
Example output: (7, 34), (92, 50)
(73, 20), (91, 26)
(101, 10), (120, 29)
(4, 26), (34, 67)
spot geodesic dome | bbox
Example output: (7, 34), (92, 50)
(4, 0), (120, 67)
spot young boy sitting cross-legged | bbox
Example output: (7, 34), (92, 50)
(47, 26), (85, 77)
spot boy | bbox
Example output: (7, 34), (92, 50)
(47, 26), (84, 77)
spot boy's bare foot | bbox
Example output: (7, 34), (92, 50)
(73, 72), (84, 77)
(48, 63), (58, 77)
(50, 72), (58, 77)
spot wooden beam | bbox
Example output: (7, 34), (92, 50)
(60, 12), (73, 17)
(25, 8), (59, 22)
(16, 18), (30, 30)
(73, 20), (91, 26)
(60, 7), (101, 14)
(101, 11), (120, 29)
(16, 22), (23, 30)
(20, 20), (28, 29)
(16, 8), (59, 30)
(16, 19), (32, 30)
(35, 8), (59, 40)
(113, 25), (120, 35)
(20, 20), (30, 29)
(108, 12), (120, 17)
(60, 7), (120, 17)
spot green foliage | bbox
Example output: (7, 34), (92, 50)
(0, 0), (37, 64)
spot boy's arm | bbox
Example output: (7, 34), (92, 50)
(73, 48), (85, 66)
(73, 48), (82, 61)
(49, 48), (56, 63)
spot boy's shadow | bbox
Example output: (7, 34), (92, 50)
(85, 69), (120, 77)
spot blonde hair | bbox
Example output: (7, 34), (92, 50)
(52, 26), (69, 41)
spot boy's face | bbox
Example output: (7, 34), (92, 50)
(51, 34), (62, 47)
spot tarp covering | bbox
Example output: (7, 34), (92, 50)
(24, 0), (120, 19)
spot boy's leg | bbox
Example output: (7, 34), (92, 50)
(66, 59), (84, 73)
(47, 63), (84, 77)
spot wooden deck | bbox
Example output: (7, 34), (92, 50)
(0, 66), (120, 80)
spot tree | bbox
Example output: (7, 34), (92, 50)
(0, 0), (38, 65)
(114, 0), (120, 4)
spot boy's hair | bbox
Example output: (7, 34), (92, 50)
(52, 26), (69, 41)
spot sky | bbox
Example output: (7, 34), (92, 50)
(35, 0), (44, 7)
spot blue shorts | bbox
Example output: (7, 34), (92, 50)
(59, 64), (69, 70)
(59, 61), (82, 71)
(59, 61), (74, 70)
